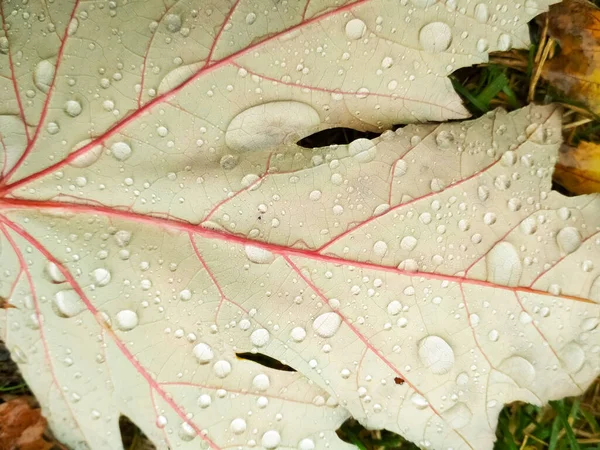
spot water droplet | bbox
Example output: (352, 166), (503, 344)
(198, 394), (211, 408)
(245, 245), (275, 264)
(387, 300), (402, 315)
(115, 310), (138, 331)
(418, 335), (455, 374)
(67, 18), (79, 36)
(381, 56), (394, 68)
(64, 100), (82, 117)
(156, 415), (168, 428)
(262, 430), (281, 449)
(498, 356), (536, 387)
(400, 235), (417, 251)
(34, 60), (55, 93)
(476, 38), (489, 52)
(110, 141), (132, 161)
(179, 422), (196, 441)
(70, 141), (103, 168)
(246, 12), (257, 24)
(442, 402), (472, 429)
(556, 227), (582, 254)
(488, 329), (499, 341)
(559, 341), (585, 373)
(251, 328), (270, 347)
(193, 343), (214, 363)
(435, 130), (454, 148)
(91, 268), (111, 286)
(253, 373), (270, 391)
(226, 102), (320, 152)
(290, 327), (306, 342)
(373, 240), (388, 257)
(474, 3), (489, 22)
(497, 33), (511, 51)
(165, 14), (182, 33)
(231, 418), (247, 434)
(213, 360), (232, 378)
(394, 160), (408, 177)
(53, 290), (84, 318)
(411, 392), (429, 409)
(520, 218), (537, 235)
(312, 312), (342, 338)
(348, 138), (377, 163)
(419, 22), (452, 53)
(345, 18), (366, 40)
(298, 438), (316, 450)
(486, 242), (522, 287)
(582, 317), (599, 331)
(309, 190), (322, 201)
(469, 313), (480, 326)
(45, 261), (65, 283)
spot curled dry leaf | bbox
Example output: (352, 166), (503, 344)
(0, 1), (597, 450)
(555, 141), (600, 194)
(542, 0), (600, 113)
(0, 398), (55, 450)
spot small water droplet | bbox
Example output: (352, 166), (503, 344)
(348, 138), (377, 163)
(230, 418), (247, 434)
(474, 3), (489, 22)
(53, 289), (84, 318)
(559, 341), (585, 373)
(91, 268), (111, 286)
(497, 33), (511, 51)
(253, 373), (270, 391)
(34, 60), (55, 93)
(290, 327), (306, 342)
(410, 392), (429, 409)
(244, 245), (275, 264)
(213, 360), (232, 378)
(165, 14), (182, 33)
(372, 240), (388, 257)
(486, 241), (522, 287)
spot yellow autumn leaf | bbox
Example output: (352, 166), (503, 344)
(554, 141), (600, 193)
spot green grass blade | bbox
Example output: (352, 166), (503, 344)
(551, 400), (581, 450)
(451, 77), (489, 112)
(476, 72), (509, 107)
(549, 415), (562, 450)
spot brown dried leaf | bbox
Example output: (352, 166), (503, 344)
(542, 0), (600, 113)
(0, 398), (54, 450)
(555, 141), (600, 193)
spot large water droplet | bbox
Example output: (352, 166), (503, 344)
(230, 418), (247, 434)
(291, 327), (306, 342)
(419, 22), (452, 53)
(70, 141), (103, 168)
(498, 356), (536, 387)
(372, 240), (388, 257)
(486, 241), (522, 286)
(253, 373), (270, 391)
(345, 18), (366, 40)
(498, 34), (512, 51)
(34, 60), (55, 93)
(559, 341), (585, 373)
(110, 141), (132, 161)
(400, 235), (418, 251)
(193, 343), (214, 363)
(64, 100), (82, 117)
(262, 430), (281, 449)
(91, 268), (111, 287)
(411, 392), (429, 409)
(442, 402), (472, 429)
(418, 335), (455, 374)
(556, 227), (582, 254)
(474, 3), (489, 23)
(165, 14), (182, 33)
(298, 438), (316, 450)
(226, 102), (320, 152)
(179, 422), (196, 441)
(115, 310), (138, 331)
(213, 360), (232, 378)
(250, 328), (270, 347)
(53, 290), (84, 317)
(245, 245), (275, 264)
(313, 312), (342, 338)
(348, 139), (377, 163)
(45, 261), (65, 283)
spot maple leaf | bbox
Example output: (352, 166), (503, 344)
(0, 1), (598, 450)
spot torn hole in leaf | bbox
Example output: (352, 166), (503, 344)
(119, 414), (155, 449)
(337, 419), (417, 449)
(297, 128), (381, 148)
(235, 352), (296, 372)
